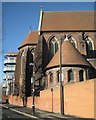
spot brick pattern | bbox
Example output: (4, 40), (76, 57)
(9, 79), (96, 118)
(9, 95), (23, 106)
(64, 79), (95, 118)
(2, 96), (7, 103)
(46, 67), (87, 87)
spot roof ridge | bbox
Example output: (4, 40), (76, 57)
(43, 10), (94, 13)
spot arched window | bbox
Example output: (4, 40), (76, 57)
(57, 72), (60, 83)
(49, 36), (59, 59)
(48, 35), (59, 58)
(86, 41), (93, 57)
(79, 70), (84, 82)
(21, 51), (25, 75)
(45, 74), (48, 87)
(55, 41), (59, 53)
(88, 69), (94, 79)
(57, 72), (63, 83)
(50, 73), (53, 83)
(86, 37), (94, 58)
(68, 69), (74, 82)
(88, 42), (93, 50)
(49, 40), (54, 58)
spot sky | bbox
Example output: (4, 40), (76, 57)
(1, 0), (96, 2)
(0, 2), (95, 84)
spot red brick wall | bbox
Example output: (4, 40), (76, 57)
(35, 88), (60, 113)
(8, 95), (23, 106)
(9, 79), (96, 118)
(64, 80), (94, 118)
(2, 96), (7, 103)
(26, 87), (60, 113)
(27, 79), (95, 118)
(27, 96), (32, 108)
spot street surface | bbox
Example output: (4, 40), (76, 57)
(2, 106), (38, 119)
(0, 104), (95, 120)
(2, 106), (32, 119)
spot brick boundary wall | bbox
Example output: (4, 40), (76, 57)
(2, 96), (7, 103)
(8, 95), (23, 106)
(9, 79), (96, 118)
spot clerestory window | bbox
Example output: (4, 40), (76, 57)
(49, 37), (59, 59)
(79, 70), (84, 82)
(68, 69), (74, 82)
(86, 38), (94, 58)
(50, 73), (53, 83)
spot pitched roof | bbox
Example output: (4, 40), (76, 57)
(41, 11), (95, 31)
(19, 31), (38, 49)
(47, 40), (91, 69)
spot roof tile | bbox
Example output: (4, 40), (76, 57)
(41, 11), (95, 31)
(19, 31), (38, 49)
(47, 40), (91, 69)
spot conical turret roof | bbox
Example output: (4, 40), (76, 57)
(19, 31), (38, 49)
(47, 40), (91, 69)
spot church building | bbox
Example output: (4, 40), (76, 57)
(9, 10), (96, 118)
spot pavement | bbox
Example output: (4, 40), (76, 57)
(1, 103), (95, 120)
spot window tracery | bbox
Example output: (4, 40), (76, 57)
(49, 36), (59, 59)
